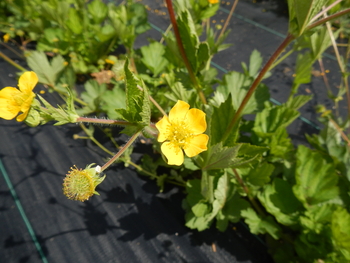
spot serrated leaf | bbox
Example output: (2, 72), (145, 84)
(88, 0), (108, 24)
(27, 51), (65, 86)
(238, 143), (269, 157)
(79, 80), (107, 114)
(216, 193), (250, 231)
(197, 42), (210, 70)
(286, 94), (312, 110)
(240, 162), (274, 187)
(177, 10), (199, 72)
(115, 59), (150, 129)
(258, 178), (303, 226)
(140, 42), (169, 76)
(300, 204), (336, 233)
(212, 71), (269, 115)
(253, 105), (299, 136)
(209, 94), (237, 146)
(65, 8), (83, 34)
(241, 207), (282, 239)
(332, 207), (350, 260)
(293, 145), (339, 207)
(201, 143), (240, 170)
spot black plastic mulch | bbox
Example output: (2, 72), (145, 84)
(0, 0), (344, 262)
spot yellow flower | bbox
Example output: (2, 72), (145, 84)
(156, 100), (209, 166)
(105, 58), (115, 65)
(208, 0), (219, 4)
(63, 164), (105, 202)
(3, 33), (10, 43)
(0, 71), (38, 121)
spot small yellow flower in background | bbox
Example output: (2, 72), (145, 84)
(63, 164), (105, 202)
(0, 71), (38, 121)
(105, 58), (115, 65)
(208, 0), (219, 4)
(156, 100), (209, 166)
(3, 33), (10, 43)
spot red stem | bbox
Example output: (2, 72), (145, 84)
(222, 33), (295, 142)
(165, 0), (207, 104)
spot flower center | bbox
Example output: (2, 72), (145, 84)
(167, 119), (194, 150)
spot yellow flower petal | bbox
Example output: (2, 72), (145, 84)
(0, 86), (21, 98)
(161, 141), (184, 166)
(0, 98), (19, 120)
(185, 108), (207, 135)
(16, 92), (35, 122)
(168, 100), (189, 122)
(18, 71), (38, 94)
(183, 134), (209, 157)
(155, 115), (171, 142)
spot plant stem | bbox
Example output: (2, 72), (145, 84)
(232, 168), (266, 217)
(309, 0), (343, 24)
(0, 51), (27, 72)
(165, 0), (207, 105)
(222, 33), (295, 142)
(324, 9), (350, 116)
(77, 117), (134, 126)
(329, 118), (350, 146)
(100, 130), (141, 172)
(306, 7), (350, 31)
(0, 42), (24, 58)
(137, 85), (167, 116)
(217, 0), (239, 41)
(79, 124), (114, 156)
(269, 48), (294, 71)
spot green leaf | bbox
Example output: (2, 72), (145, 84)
(287, 0), (329, 36)
(216, 193), (250, 231)
(88, 0), (108, 24)
(115, 59), (150, 128)
(100, 84), (126, 119)
(37, 91), (79, 125)
(140, 42), (169, 76)
(27, 51), (65, 86)
(293, 145), (339, 207)
(212, 71), (269, 115)
(286, 94), (312, 110)
(79, 80), (107, 114)
(197, 42), (210, 70)
(201, 143), (240, 170)
(253, 105), (299, 136)
(65, 8), (83, 34)
(177, 10), (199, 73)
(332, 207), (350, 260)
(294, 51), (313, 85)
(258, 178), (303, 226)
(209, 94), (237, 146)
(299, 204), (336, 233)
(240, 162), (274, 187)
(249, 49), (263, 77)
(310, 26), (338, 60)
(241, 207), (282, 239)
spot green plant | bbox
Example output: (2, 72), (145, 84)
(1, 0), (350, 262)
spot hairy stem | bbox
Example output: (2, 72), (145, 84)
(77, 117), (134, 126)
(101, 130), (141, 172)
